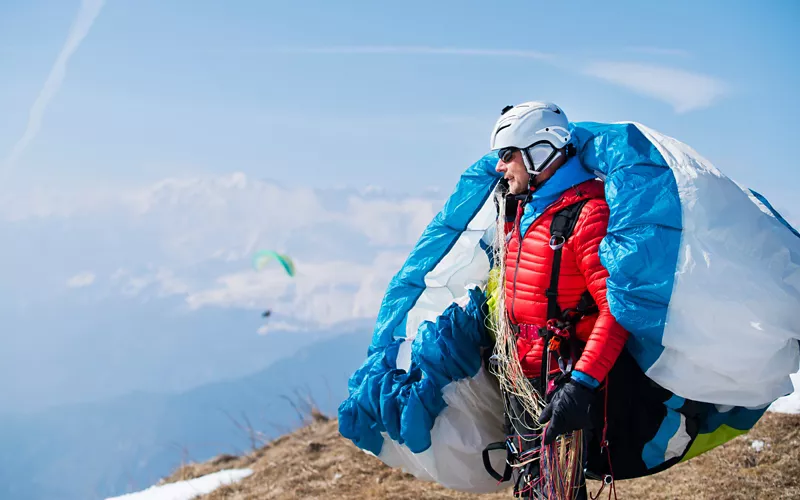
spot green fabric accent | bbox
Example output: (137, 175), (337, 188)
(486, 268), (501, 340)
(681, 424), (748, 462)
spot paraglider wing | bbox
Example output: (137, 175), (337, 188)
(339, 122), (800, 490)
(252, 250), (295, 277)
(338, 153), (506, 493)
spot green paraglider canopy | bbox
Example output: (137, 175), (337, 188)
(252, 250), (295, 277)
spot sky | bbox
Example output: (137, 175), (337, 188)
(1, 1), (798, 203)
(0, 0), (798, 410)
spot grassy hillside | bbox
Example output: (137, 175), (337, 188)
(164, 411), (800, 499)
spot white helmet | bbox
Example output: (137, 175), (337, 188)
(490, 101), (572, 175)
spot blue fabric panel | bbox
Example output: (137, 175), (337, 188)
(642, 395), (685, 469)
(339, 151), (501, 456)
(368, 153), (501, 352)
(339, 287), (492, 454)
(750, 189), (800, 239)
(697, 404), (768, 434)
(571, 122), (682, 372)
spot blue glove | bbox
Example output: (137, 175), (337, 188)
(538, 379), (595, 445)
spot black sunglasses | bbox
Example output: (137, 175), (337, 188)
(498, 147), (518, 163)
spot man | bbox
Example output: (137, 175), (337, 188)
(490, 102), (629, 497)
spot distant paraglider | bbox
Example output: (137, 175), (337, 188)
(252, 251), (294, 325)
(258, 309), (273, 335)
(252, 250), (295, 277)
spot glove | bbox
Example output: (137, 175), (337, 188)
(538, 379), (595, 445)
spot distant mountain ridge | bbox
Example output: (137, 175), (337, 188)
(0, 330), (371, 500)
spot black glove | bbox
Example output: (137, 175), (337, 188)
(538, 379), (595, 445)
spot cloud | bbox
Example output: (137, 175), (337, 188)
(268, 45), (725, 113)
(67, 272), (96, 288)
(3, 0), (105, 170)
(0, 182), (119, 221)
(256, 320), (308, 335)
(268, 45), (554, 60)
(1, 173), (439, 329)
(111, 268), (190, 297)
(184, 252), (407, 326)
(583, 61), (728, 113)
(345, 197), (439, 246)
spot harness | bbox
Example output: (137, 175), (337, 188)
(539, 199), (597, 394)
(483, 198), (598, 496)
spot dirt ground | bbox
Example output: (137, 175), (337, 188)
(161, 411), (800, 500)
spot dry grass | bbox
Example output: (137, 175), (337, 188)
(161, 411), (800, 499)
(611, 412), (800, 500)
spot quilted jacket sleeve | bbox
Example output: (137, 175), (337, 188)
(570, 199), (629, 383)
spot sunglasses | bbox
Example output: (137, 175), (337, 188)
(498, 142), (558, 173)
(498, 147), (518, 164)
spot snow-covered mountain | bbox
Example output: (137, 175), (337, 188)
(0, 173), (442, 411)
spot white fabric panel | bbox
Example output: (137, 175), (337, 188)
(377, 368), (508, 493)
(636, 123), (800, 406)
(665, 414), (691, 462)
(401, 196), (496, 342)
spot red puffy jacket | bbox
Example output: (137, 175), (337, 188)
(503, 180), (629, 383)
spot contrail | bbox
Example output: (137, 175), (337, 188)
(3, 0), (105, 170)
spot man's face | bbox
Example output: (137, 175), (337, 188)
(495, 149), (530, 195)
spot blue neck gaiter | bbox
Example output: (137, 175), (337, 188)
(519, 156), (596, 236)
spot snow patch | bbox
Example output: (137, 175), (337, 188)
(104, 468), (253, 500)
(768, 372), (800, 414)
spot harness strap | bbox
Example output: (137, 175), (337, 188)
(540, 199), (591, 391)
(545, 199), (590, 322)
(482, 441), (513, 482)
(488, 198), (599, 486)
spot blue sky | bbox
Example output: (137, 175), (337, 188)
(1, 0), (798, 210)
(0, 0), (798, 410)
